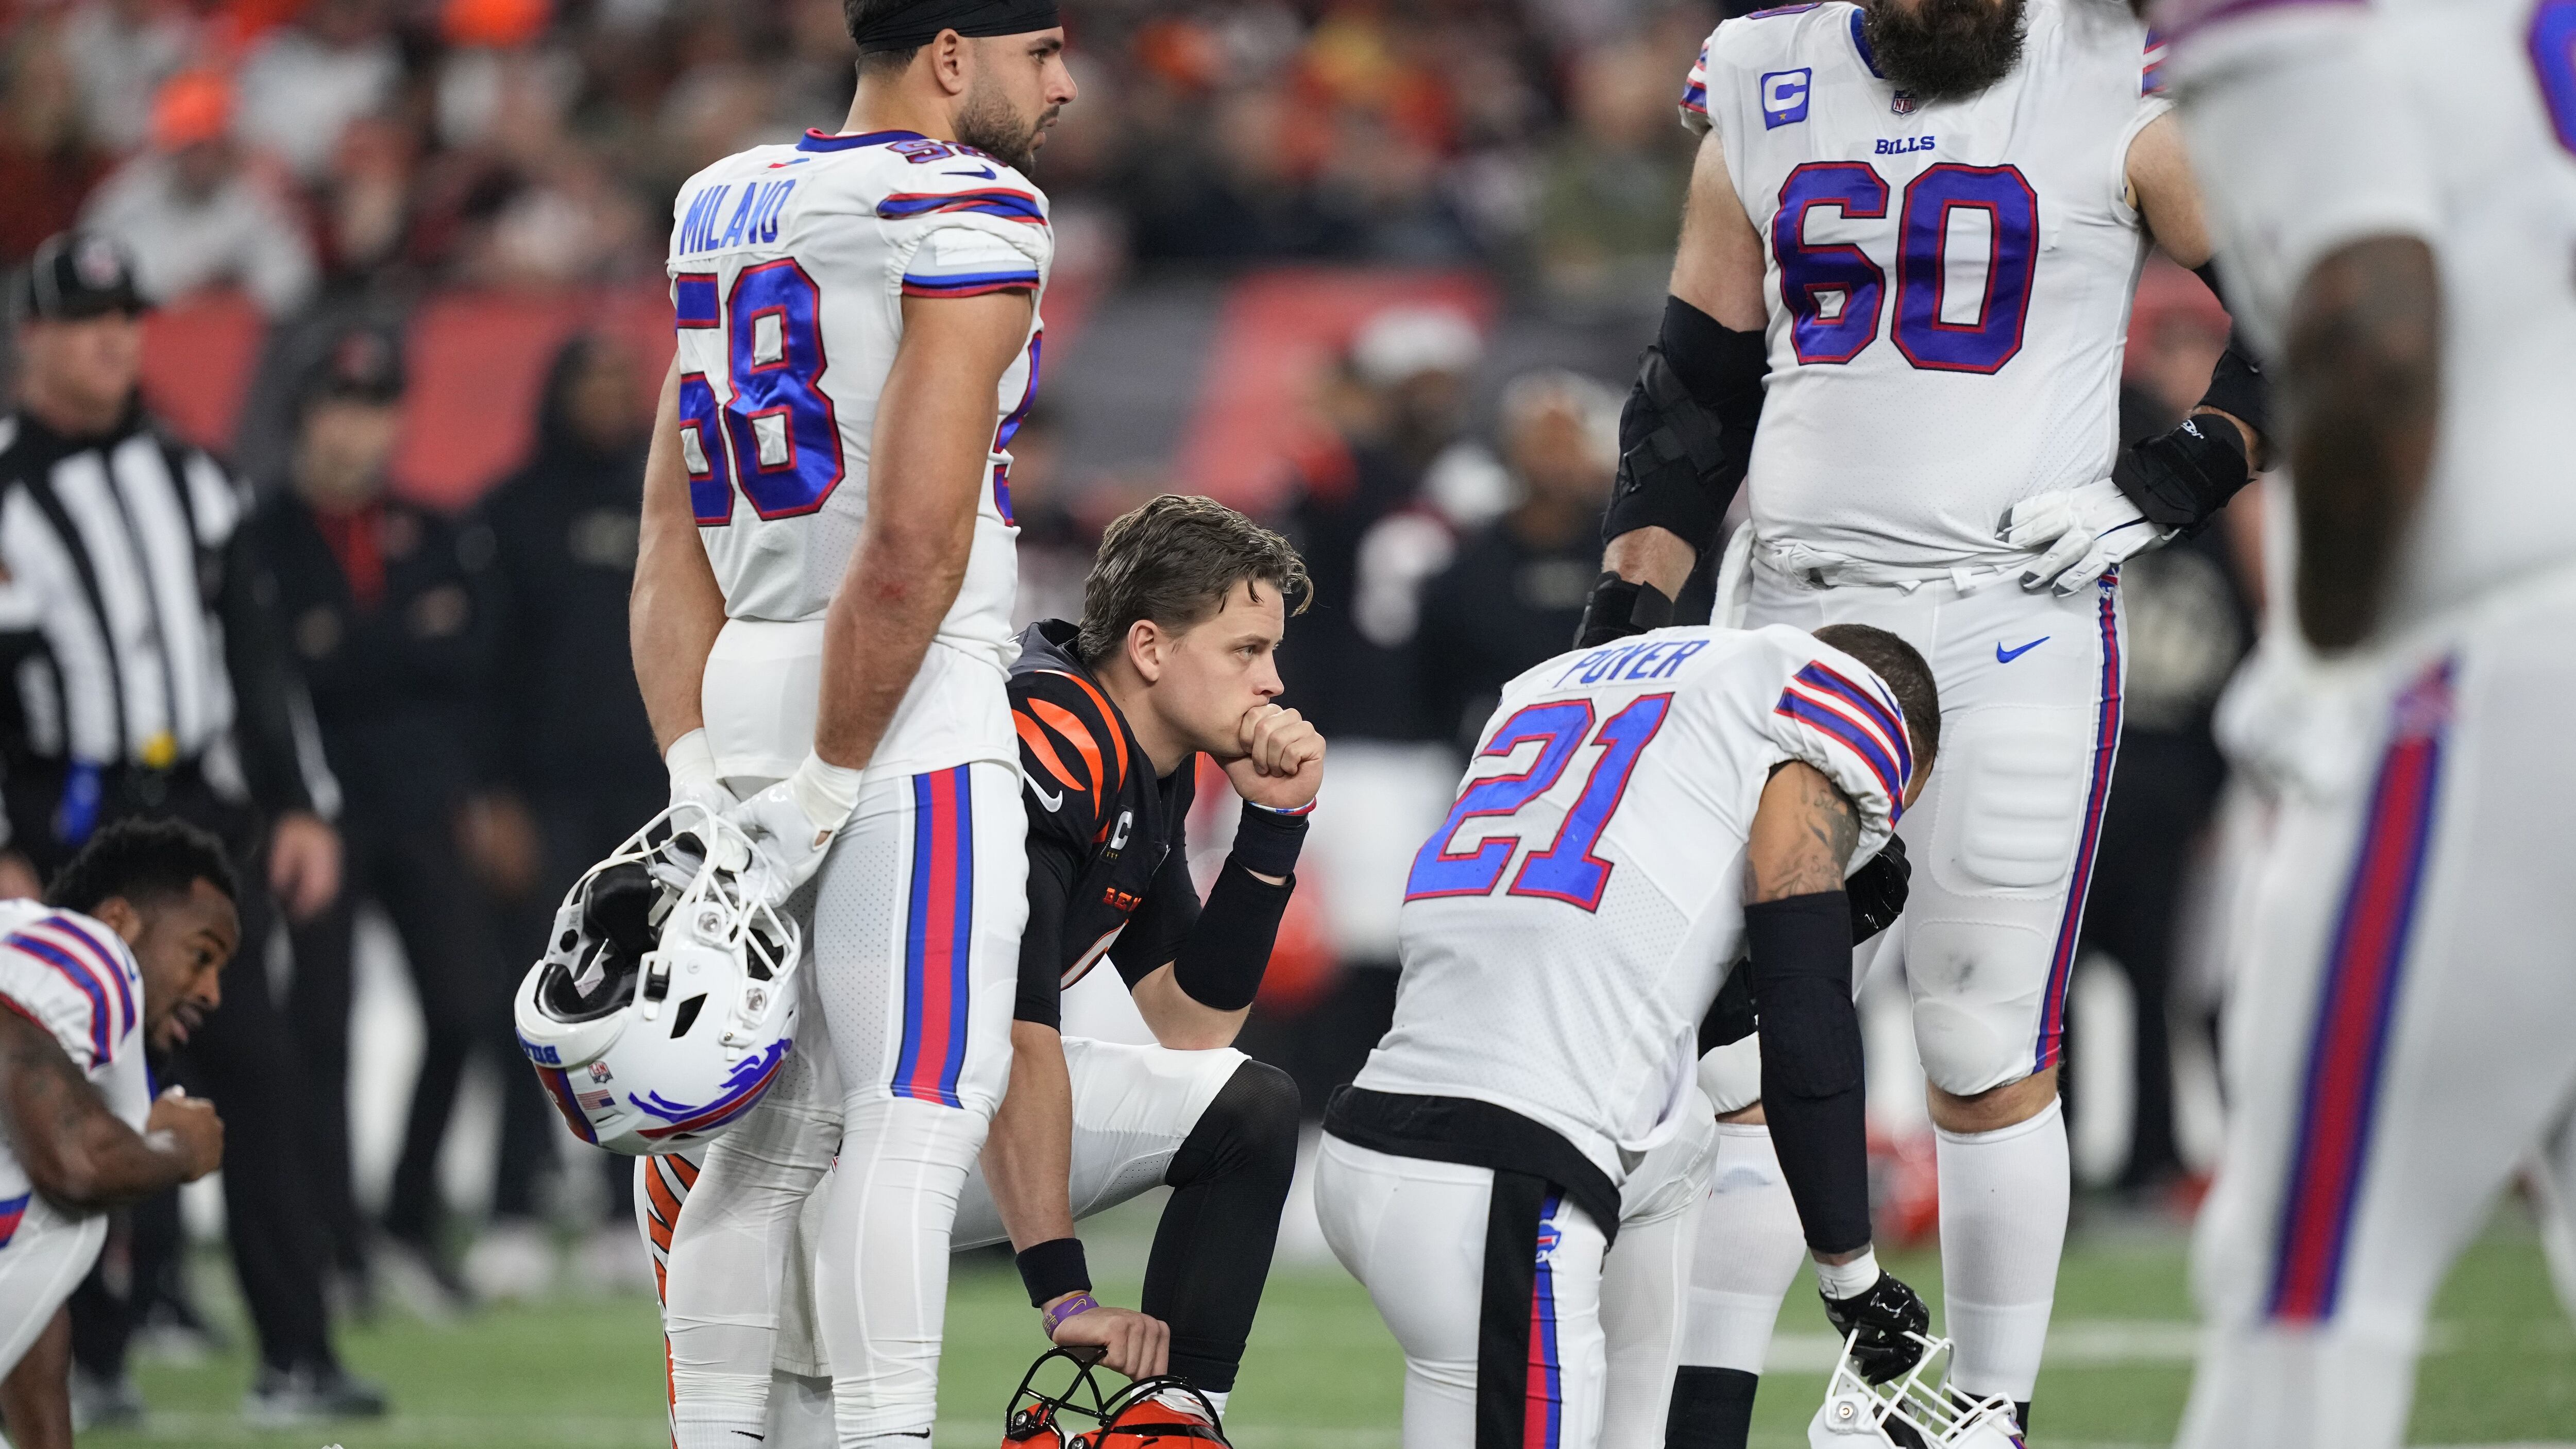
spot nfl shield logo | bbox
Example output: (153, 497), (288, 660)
(587, 1061), (614, 1084)
(1891, 90), (1918, 114)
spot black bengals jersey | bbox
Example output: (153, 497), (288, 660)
(1011, 620), (1204, 1028)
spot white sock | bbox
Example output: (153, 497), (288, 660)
(1937, 1096), (2069, 1403)
(671, 1373), (770, 1449)
(1679, 1123), (1809, 1372)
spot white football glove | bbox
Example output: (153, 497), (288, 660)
(1996, 479), (2175, 596)
(663, 728), (739, 828)
(722, 752), (863, 905)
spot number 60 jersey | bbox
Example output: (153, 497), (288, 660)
(1685, 0), (2164, 572)
(666, 128), (1052, 655)
(1357, 626), (1907, 1187)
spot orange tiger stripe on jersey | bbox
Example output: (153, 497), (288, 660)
(1029, 698), (1105, 813)
(1016, 710), (1088, 796)
(671, 1156), (700, 1189)
(1050, 671), (1129, 788)
(645, 1164), (683, 1236)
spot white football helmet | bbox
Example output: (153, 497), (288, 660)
(1809, 1332), (2025, 1449)
(514, 807), (801, 1156)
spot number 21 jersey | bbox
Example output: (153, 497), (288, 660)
(1357, 625), (1907, 1186)
(667, 128), (1051, 668)
(1686, 0), (2164, 572)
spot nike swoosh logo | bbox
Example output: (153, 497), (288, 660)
(1030, 782), (1063, 812)
(1995, 637), (2049, 663)
(944, 165), (997, 179)
(732, 1433), (765, 1441)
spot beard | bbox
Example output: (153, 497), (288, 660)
(956, 78), (1048, 174)
(1863, 0), (2028, 103)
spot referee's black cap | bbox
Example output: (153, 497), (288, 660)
(15, 231), (145, 321)
(299, 327), (409, 410)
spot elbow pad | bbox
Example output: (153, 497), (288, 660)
(2109, 412), (2253, 537)
(1602, 297), (1769, 552)
(1747, 891), (1871, 1254)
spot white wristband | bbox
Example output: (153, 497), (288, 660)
(1815, 1246), (1880, 1301)
(666, 728), (722, 796)
(786, 752), (866, 835)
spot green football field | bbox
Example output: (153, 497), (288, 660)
(86, 1205), (2576, 1448)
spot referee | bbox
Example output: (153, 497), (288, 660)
(0, 232), (383, 1423)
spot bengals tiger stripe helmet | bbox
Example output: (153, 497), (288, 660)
(1002, 1348), (1228, 1447)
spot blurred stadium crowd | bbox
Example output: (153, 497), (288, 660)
(0, 0), (2265, 1422)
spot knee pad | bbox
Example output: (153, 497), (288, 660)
(1906, 978), (2037, 1098)
(1168, 1059), (1301, 1189)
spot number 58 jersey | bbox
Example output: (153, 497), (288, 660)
(667, 129), (1052, 664)
(1686, 0), (2164, 572)
(1356, 625), (1907, 1186)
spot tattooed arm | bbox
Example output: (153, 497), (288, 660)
(1747, 761), (1861, 904)
(0, 1009), (223, 1211)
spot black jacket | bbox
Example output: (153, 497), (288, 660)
(241, 489), (496, 830)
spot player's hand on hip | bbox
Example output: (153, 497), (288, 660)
(723, 753), (862, 904)
(1044, 1299), (1170, 1380)
(1820, 1268), (1932, 1384)
(148, 1087), (225, 1182)
(1226, 705), (1324, 812)
(1997, 478), (2172, 596)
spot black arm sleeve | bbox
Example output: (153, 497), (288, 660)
(1601, 295), (1769, 553)
(1015, 832), (1084, 1030)
(1171, 859), (1294, 1012)
(217, 528), (321, 817)
(1748, 891), (1871, 1255)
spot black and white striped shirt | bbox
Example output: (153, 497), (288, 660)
(0, 407), (336, 845)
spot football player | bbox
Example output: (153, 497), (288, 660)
(1316, 620), (1941, 1447)
(2155, 1), (2576, 1444)
(1576, 0), (2273, 1437)
(625, 1), (1070, 1443)
(966, 493), (1318, 1421)
(0, 821), (235, 1449)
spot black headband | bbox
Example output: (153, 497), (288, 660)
(855, 0), (1061, 53)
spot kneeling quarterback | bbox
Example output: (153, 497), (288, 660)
(1316, 621), (1937, 1448)
(969, 493), (1320, 1423)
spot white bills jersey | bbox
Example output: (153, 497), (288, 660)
(1353, 625), (1908, 1184)
(2163, 0), (2576, 633)
(667, 128), (1051, 668)
(1684, 0), (2165, 571)
(0, 900), (148, 1229)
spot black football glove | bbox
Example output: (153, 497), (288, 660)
(1845, 836), (1910, 945)
(1699, 962), (1757, 1053)
(1820, 1270), (1931, 1384)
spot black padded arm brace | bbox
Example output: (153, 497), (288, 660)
(1749, 891), (1871, 1255)
(1602, 296), (1768, 553)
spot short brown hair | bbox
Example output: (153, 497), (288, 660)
(1811, 623), (1940, 768)
(1077, 495), (1311, 664)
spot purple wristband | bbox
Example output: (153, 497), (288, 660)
(1042, 1292), (1100, 1336)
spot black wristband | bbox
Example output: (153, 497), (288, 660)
(1573, 573), (1676, 650)
(1015, 1236), (1091, 1307)
(1229, 802), (1310, 879)
(1747, 890), (1871, 1255)
(1172, 857), (1293, 1011)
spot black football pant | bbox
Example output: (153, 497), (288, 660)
(286, 808), (511, 1257)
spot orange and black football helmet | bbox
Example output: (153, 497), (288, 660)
(1001, 1346), (1229, 1447)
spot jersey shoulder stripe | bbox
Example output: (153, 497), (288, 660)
(877, 190), (1046, 226)
(1791, 661), (1912, 785)
(1774, 671), (1907, 816)
(23, 916), (137, 1046)
(0, 924), (121, 1064)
